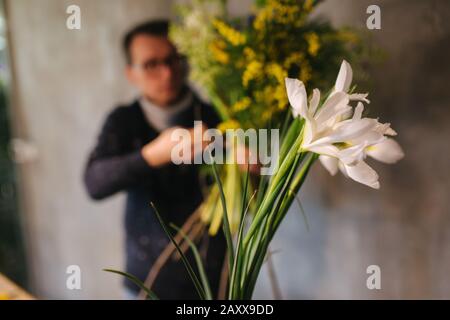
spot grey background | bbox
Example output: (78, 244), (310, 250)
(4, 0), (450, 299)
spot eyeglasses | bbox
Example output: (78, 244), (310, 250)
(132, 54), (185, 74)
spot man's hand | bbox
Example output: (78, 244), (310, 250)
(236, 144), (261, 175)
(141, 123), (208, 167)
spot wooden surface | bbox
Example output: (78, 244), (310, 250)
(0, 273), (34, 300)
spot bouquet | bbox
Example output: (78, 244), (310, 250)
(170, 0), (365, 236)
(105, 0), (403, 300)
(106, 59), (404, 299)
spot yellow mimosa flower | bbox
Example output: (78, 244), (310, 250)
(305, 32), (321, 56)
(213, 19), (246, 46)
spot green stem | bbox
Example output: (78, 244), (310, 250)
(270, 154), (317, 238)
(243, 132), (303, 246)
(211, 160), (235, 276)
(150, 202), (206, 299)
(241, 153), (303, 298)
(229, 165), (250, 299)
(208, 88), (230, 121)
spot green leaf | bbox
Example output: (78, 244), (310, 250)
(294, 194), (310, 232)
(103, 269), (159, 300)
(169, 223), (213, 300)
(270, 153), (317, 236)
(242, 151), (311, 298)
(240, 163), (251, 230)
(150, 202), (206, 300)
(243, 134), (303, 246)
(279, 109), (293, 143)
(278, 118), (303, 167)
(229, 163), (251, 299)
(210, 155), (235, 274)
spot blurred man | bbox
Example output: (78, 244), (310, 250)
(83, 20), (226, 299)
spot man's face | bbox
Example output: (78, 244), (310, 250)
(126, 35), (185, 107)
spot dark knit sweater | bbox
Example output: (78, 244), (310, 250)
(83, 92), (226, 299)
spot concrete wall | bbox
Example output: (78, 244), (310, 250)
(6, 0), (450, 299)
(5, 0), (254, 301)
(6, 0), (173, 299)
(255, 0), (450, 299)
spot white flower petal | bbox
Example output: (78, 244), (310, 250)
(340, 108), (353, 121)
(352, 102), (364, 121)
(315, 92), (349, 127)
(374, 122), (397, 136)
(335, 60), (353, 93)
(319, 155), (339, 176)
(318, 105), (352, 132)
(366, 138), (404, 164)
(308, 144), (339, 157)
(310, 118), (377, 147)
(306, 144), (340, 158)
(302, 120), (316, 146)
(345, 161), (380, 189)
(338, 161), (349, 178)
(349, 93), (370, 104)
(309, 88), (321, 115)
(351, 130), (386, 147)
(285, 78), (308, 118)
(385, 127), (397, 136)
(337, 143), (367, 165)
